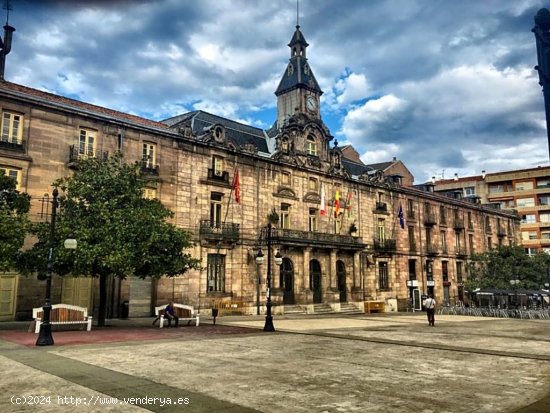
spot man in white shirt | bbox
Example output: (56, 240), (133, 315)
(423, 294), (436, 326)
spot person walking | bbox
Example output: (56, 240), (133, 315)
(424, 294), (436, 326)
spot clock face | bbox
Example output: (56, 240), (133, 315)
(306, 96), (317, 112)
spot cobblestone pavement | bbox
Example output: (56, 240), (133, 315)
(1, 313), (549, 412)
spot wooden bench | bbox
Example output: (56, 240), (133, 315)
(154, 304), (199, 328)
(213, 300), (246, 316)
(32, 304), (92, 333)
(364, 300), (385, 314)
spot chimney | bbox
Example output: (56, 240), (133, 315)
(0, 24), (15, 81)
(392, 156), (397, 161)
(454, 173), (458, 181)
(431, 176), (436, 184)
(481, 170), (486, 179)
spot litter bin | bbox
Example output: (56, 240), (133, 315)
(120, 300), (129, 319)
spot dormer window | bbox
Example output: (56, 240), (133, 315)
(281, 171), (291, 186)
(304, 64), (310, 75)
(288, 64), (294, 76)
(306, 135), (317, 156)
(213, 156), (224, 177)
(308, 177), (318, 192)
(333, 153), (341, 167)
(281, 137), (289, 152)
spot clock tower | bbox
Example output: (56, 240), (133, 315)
(275, 25), (323, 128)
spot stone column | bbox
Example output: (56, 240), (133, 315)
(353, 251), (360, 288)
(303, 247), (311, 290)
(330, 249), (337, 290)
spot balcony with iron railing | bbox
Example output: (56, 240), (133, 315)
(407, 210), (415, 220)
(424, 213), (437, 226)
(199, 220), (240, 243)
(374, 202), (388, 213)
(68, 145), (109, 167)
(0, 138), (25, 152)
(140, 160), (160, 176)
(426, 243), (438, 255)
(206, 168), (230, 185)
(453, 218), (465, 230)
(455, 247), (468, 257)
(485, 224), (493, 233)
(497, 226), (507, 238)
(373, 238), (397, 252)
(267, 228), (364, 249)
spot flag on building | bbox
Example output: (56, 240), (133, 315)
(233, 169), (241, 205)
(334, 190), (341, 218)
(346, 191), (353, 218)
(320, 184), (327, 216)
(398, 204), (405, 229)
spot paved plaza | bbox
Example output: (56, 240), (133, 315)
(0, 313), (549, 412)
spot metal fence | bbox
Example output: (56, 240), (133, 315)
(439, 306), (550, 319)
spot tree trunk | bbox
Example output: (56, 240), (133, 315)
(98, 272), (107, 327)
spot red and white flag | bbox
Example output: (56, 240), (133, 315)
(233, 169), (241, 205)
(320, 184), (326, 216)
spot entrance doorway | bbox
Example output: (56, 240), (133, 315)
(310, 259), (322, 303)
(281, 258), (294, 304)
(412, 289), (422, 311)
(336, 260), (346, 303)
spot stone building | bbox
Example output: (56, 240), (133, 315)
(0, 25), (520, 320)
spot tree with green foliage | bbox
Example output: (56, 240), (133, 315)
(0, 170), (30, 271)
(465, 245), (550, 291)
(19, 154), (200, 326)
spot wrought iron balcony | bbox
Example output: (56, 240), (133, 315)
(440, 216), (447, 226)
(375, 202), (388, 213)
(140, 160), (160, 175)
(407, 210), (415, 220)
(426, 244), (438, 255)
(199, 220), (240, 242)
(424, 213), (437, 226)
(453, 218), (465, 230)
(273, 228), (363, 249)
(207, 168), (230, 184)
(68, 145), (109, 167)
(373, 238), (396, 252)
(0, 138), (25, 152)
(497, 226), (507, 238)
(455, 247), (468, 257)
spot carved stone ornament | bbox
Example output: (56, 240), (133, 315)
(303, 192), (321, 203)
(275, 186), (297, 199)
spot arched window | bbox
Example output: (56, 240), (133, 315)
(306, 135), (317, 156)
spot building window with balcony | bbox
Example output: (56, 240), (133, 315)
(306, 135), (317, 156)
(489, 184), (505, 193)
(542, 231), (550, 240)
(537, 179), (550, 188)
(207, 253), (225, 292)
(309, 208), (317, 232)
(281, 203), (290, 229)
(442, 261), (449, 282)
(439, 206), (446, 225)
(1, 111), (22, 145)
(407, 199), (414, 219)
(210, 193), (223, 227)
(0, 167), (21, 190)
(456, 261), (463, 284)
(515, 181), (533, 191)
(142, 142), (156, 168)
(212, 155), (224, 178)
(378, 262), (389, 290)
(468, 234), (474, 255)
(440, 230), (447, 252)
(426, 260), (433, 281)
(517, 197), (535, 208)
(464, 186), (475, 197)
(281, 171), (291, 186)
(79, 128), (96, 158)
(425, 228), (432, 246)
(540, 213), (550, 223)
(408, 226), (415, 251)
(539, 196), (550, 206)
(308, 177), (318, 192)
(522, 231), (538, 241)
(378, 218), (386, 242)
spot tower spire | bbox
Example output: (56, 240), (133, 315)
(296, 0), (299, 27)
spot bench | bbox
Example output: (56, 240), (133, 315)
(154, 304), (199, 328)
(213, 300), (246, 316)
(32, 304), (92, 333)
(364, 300), (385, 314)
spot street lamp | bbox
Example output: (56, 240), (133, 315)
(533, 7), (550, 160)
(510, 279), (520, 310)
(36, 188), (77, 346)
(256, 223), (279, 332)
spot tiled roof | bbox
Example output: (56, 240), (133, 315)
(163, 110), (269, 153)
(366, 161), (394, 171)
(0, 81), (170, 130)
(435, 176), (484, 185)
(275, 55), (322, 95)
(342, 158), (372, 176)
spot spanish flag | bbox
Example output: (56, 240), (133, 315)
(233, 169), (240, 205)
(334, 190), (341, 218)
(320, 184), (327, 216)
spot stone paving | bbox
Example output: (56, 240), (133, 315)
(0, 313), (549, 412)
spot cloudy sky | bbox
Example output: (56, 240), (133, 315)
(6, 0), (550, 182)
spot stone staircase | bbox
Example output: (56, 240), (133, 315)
(339, 303), (363, 314)
(313, 303), (333, 314)
(283, 305), (306, 314)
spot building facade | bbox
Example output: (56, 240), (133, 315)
(0, 25), (520, 320)
(434, 167), (550, 255)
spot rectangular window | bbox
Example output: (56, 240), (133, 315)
(516, 198), (535, 207)
(464, 186), (475, 196)
(537, 179), (550, 188)
(212, 156), (224, 177)
(378, 262), (389, 290)
(281, 203), (290, 229)
(467, 212), (473, 228)
(207, 254), (225, 292)
(542, 231), (550, 239)
(281, 171), (291, 186)
(439, 206), (446, 225)
(489, 184), (504, 193)
(142, 143), (156, 168)
(487, 237), (492, 249)
(308, 177), (318, 191)
(425, 228), (432, 246)
(540, 213), (550, 223)
(522, 214), (537, 224)
(408, 259), (416, 280)
(442, 261), (448, 282)
(210, 193), (223, 226)
(79, 128), (95, 158)
(456, 262), (463, 283)
(440, 230), (446, 252)
(407, 199), (414, 219)
(522, 231), (538, 240)
(515, 181), (533, 191)
(539, 196), (550, 206)
(309, 208), (317, 232)
(468, 234), (474, 255)
(525, 248), (537, 256)
(1, 111), (22, 143)
(408, 226), (415, 251)
(306, 136), (317, 156)
(426, 260), (433, 281)
(378, 218), (385, 241)
(455, 232), (461, 250)
(0, 167), (20, 190)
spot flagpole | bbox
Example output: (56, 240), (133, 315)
(223, 165), (239, 225)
